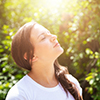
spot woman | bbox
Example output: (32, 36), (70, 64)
(6, 21), (83, 100)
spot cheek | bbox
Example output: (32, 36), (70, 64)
(34, 42), (52, 55)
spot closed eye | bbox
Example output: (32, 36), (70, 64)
(41, 36), (46, 40)
(40, 31), (51, 41)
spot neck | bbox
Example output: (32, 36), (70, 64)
(28, 62), (58, 87)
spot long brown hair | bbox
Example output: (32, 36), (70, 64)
(11, 21), (83, 100)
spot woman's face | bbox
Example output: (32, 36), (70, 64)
(30, 23), (64, 62)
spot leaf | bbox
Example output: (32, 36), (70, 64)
(86, 75), (93, 81)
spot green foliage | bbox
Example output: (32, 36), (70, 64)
(0, 23), (26, 99)
(0, 0), (100, 100)
(86, 59), (100, 100)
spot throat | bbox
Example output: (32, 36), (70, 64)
(28, 63), (58, 88)
(28, 71), (58, 88)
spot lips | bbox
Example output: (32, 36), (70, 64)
(53, 42), (60, 48)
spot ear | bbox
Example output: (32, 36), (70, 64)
(31, 55), (38, 62)
(24, 53), (27, 60)
(24, 53), (38, 62)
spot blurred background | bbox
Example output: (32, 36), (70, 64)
(0, 0), (100, 100)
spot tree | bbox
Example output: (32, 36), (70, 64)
(0, 0), (100, 99)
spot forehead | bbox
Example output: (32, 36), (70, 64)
(30, 24), (48, 42)
(31, 24), (47, 36)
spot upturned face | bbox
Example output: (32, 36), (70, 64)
(30, 23), (64, 63)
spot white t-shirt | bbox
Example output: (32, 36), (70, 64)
(6, 74), (82, 100)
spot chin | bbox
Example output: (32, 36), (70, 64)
(60, 46), (64, 53)
(57, 47), (64, 57)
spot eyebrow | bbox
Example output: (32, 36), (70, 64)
(37, 30), (50, 39)
(37, 32), (45, 39)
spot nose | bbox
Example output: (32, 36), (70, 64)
(50, 34), (57, 42)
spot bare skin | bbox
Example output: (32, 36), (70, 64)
(26, 23), (64, 88)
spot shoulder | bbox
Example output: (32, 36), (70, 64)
(65, 74), (79, 85)
(6, 75), (29, 100)
(6, 85), (27, 100)
(65, 74), (82, 96)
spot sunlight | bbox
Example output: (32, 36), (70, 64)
(40, 0), (63, 10)
(38, 0), (78, 13)
(47, 0), (62, 7)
